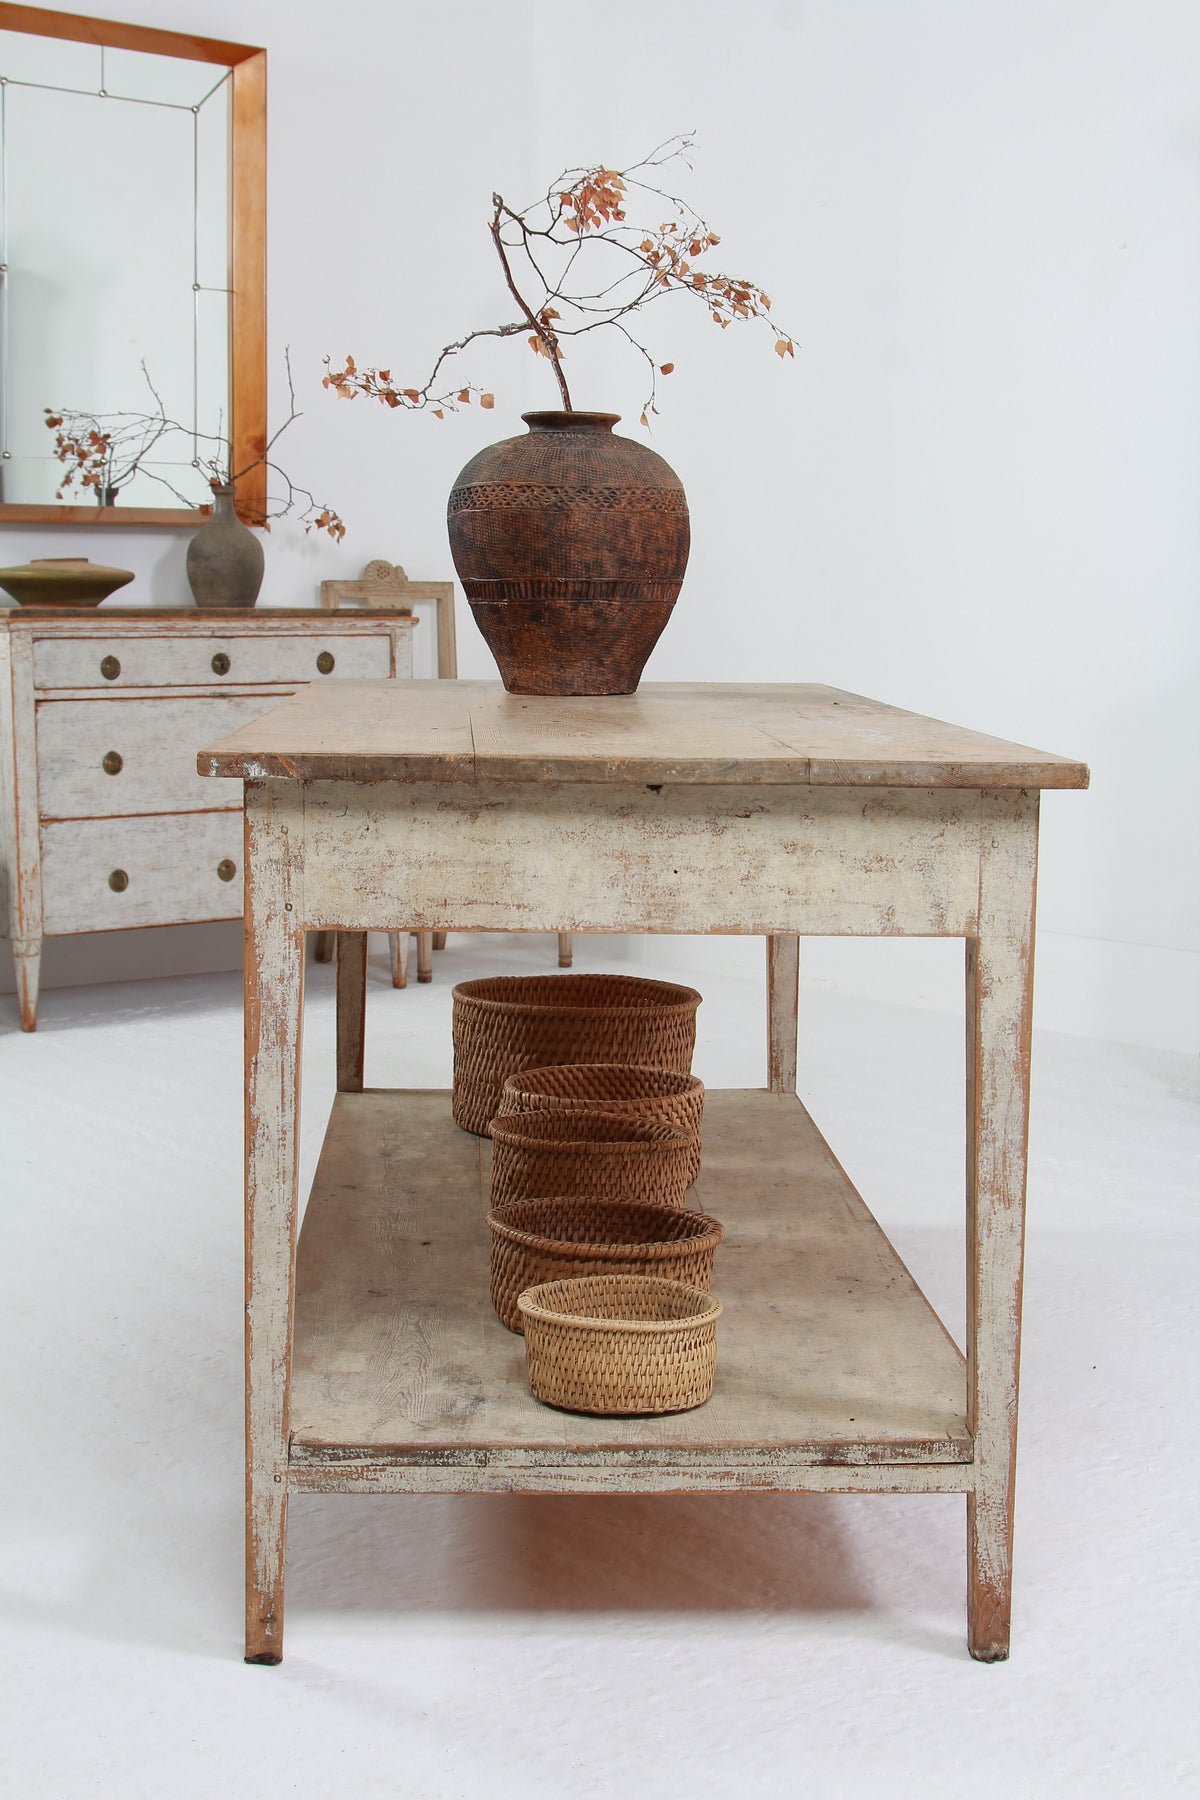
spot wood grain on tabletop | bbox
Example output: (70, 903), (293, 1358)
(198, 679), (1090, 789)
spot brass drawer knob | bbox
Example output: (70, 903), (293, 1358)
(101, 750), (124, 776)
(217, 858), (237, 882)
(211, 652), (231, 675)
(315, 650), (336, 674)
(100, 654), (121, 681)
(108, 869), (129, 893)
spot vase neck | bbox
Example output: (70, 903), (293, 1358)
(521, 411), (620, 433)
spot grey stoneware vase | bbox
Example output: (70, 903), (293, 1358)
(186, 483), (265, 609)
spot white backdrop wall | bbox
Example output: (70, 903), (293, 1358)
(2, 0), (1197, 1054)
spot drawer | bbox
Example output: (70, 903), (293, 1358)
(37, 694), (272, 820)
(41, 813), (245, 935)
(32, 630), (395, 690)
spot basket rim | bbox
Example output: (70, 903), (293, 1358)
(489, 1111), (692, 1152)
(500, 1064), (705, 1098)
(487, 1198), (726, 1260)
(516, 1275), (723, 1334)
(453, 975), (702, 1017)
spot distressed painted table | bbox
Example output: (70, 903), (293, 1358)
(199, 680), (1088, 1665)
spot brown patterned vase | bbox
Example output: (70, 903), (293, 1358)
(446, 411), (690, 696)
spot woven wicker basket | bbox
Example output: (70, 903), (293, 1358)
(488, 1196), (726, 1332)
(490, 1110), (692, 1210)
(518, 1274), (722, 1415)
(496, 1064), (705, 1185)
(451, 973), (701, 1136)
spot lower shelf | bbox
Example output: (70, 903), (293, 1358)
(288, 1088), (972, 1495)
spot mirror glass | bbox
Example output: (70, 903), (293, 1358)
(0, 28), (234, 510)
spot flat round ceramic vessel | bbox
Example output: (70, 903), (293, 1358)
(0, 558), (136, 607)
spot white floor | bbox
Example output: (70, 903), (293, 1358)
(2, 932), (1197, 1800)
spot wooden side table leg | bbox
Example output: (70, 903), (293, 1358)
(13, 936), (42, 1032)
(417, 930), (434, 983)
(766, 935), (800, 1095)
(389, 931), (410, 988)
(336, 930), (368, 1091)
(243, 783), (306, 1666)
(557, 931), (573, 968)
(432, 931), (448, 951)
(965, 790), (1039, 1663)
(313, 931), (334, 964)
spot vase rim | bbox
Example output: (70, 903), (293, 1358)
(521, 410), (620, 431)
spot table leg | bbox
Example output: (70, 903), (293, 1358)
(243, 783), (306, 1665)
(336, 930), (368, 1091)
(965, 791), (1039, 1662)
(766, 935), (800, 1095)
(417, 930), (434, 983)
(13, 935), (42, 1032)
(389, 931), (410, 988)
(557, 931), (574, 968)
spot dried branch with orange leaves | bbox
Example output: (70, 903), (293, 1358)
(45, 353), (346, 539)
(323, 132), (795, 428)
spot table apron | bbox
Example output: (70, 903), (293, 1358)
(276, 778), (1020, 937)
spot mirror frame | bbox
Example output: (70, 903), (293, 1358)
(0, 3), (266, 525)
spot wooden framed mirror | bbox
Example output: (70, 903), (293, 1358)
(0, 4), (266, 525)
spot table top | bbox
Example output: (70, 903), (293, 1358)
(198, 679), (1089, 789)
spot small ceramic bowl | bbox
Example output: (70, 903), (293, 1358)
(0, 558), (135, 607)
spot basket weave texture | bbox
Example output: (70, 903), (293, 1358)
(496, 1064), (705, 1185)
(518, 1274), (722, 1415)
(451, 973), (701, 1136)
(490, 1110), (692, 1210)
(488, 1196), (726, 1332)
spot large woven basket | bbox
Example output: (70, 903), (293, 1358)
(518, 1274), (722, 1415)
(451, 973), (701, 1136)
(489, 1110), (692, 1210)
(488, 1196), (726, 1332)
(496, 1064), (705, 1185)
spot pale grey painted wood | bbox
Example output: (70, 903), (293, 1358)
(293, 780), (987, 939)
(37, 695), (264, 819)
(242, 780), (307, 1665)
(0, 610), (416, 1027)
(40, 812), (246, 933)
(32, 628), (392, 690)
(766, 935), (800, 1094)
(289, 1089), (970, 1477)
(964, 789), (1040, 1662)
(222, 689), (1087, 1661)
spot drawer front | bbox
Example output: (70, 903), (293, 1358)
(32, 629), (395, 690)
(41, 813), (245, 934)
(37, 694), (272, 819)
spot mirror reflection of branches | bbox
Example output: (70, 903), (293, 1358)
(0, 7), (266, 525)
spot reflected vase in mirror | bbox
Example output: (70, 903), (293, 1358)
(186, 485), (264, 609)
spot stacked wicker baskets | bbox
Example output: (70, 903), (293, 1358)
(452, 971), (725, 1416)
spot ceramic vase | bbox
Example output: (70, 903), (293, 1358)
(446, 411), (690, 696)
(186, 483), (264, 609)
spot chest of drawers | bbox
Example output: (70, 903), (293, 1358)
(0, 608), (417, 1029)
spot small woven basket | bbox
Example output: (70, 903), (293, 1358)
(496, 1064), (705, 1185)
(451, 973), (701, 1136)
(488, 1196), (726, 1332)
(518, 1274), (722, 1415)
(489, 1110), (692, 1210)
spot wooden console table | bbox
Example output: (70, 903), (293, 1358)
(199, 680), (1087, 1665)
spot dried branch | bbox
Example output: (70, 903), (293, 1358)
(45, 349), (345, 537)
(324, 131), (796, 427)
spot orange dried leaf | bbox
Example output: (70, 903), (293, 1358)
(660, 362), (674, 375)
(458, 389), (471, 403)
(432, 408), (445, 419)
(639, 411), (649, 427)
(481, 393), (495, 409)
